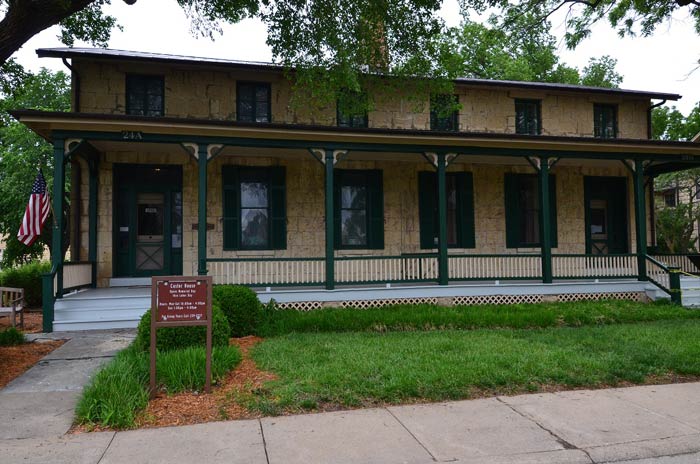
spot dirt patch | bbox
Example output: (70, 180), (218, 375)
(0, 339), (65, 388)
(0, 311), (43, 334)
(135, 336), (277, 428)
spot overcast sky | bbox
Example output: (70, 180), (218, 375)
(11, 0), (700, 114)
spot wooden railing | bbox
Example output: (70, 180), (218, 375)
(552, 254), (637, 279)
(207, 258), (325, 286)
(62, 262), (94, 291)
(448, 254), (541, 280)
(646, 256), (672, 294)
(651, 254), (699, 274)
(335, 254), (438, 284)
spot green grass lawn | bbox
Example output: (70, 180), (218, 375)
(250, 319), (700, 414)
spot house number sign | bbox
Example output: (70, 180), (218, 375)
(150, 276), (213, 397)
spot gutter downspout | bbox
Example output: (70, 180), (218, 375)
(647, 99), (667, 139)
(62, 58), (80, 112)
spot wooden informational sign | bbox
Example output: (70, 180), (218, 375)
(150, 276), (213, 397)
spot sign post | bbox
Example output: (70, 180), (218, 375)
(150, 276), (213, 398)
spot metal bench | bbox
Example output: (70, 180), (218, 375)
(0, 287), (25, 329)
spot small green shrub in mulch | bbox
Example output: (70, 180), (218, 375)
(0, 327), (25, 346)
(133, 305), (230, 352)
(212, 285), (262, 336)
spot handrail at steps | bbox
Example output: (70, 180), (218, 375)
(645, 255), (681, 304)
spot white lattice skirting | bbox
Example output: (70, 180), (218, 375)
(271, 291), (644, 311)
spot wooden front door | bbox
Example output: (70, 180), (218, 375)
(114, 165), (183, 277)
(584, 176), (629, 255)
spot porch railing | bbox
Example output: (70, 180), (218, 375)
(645, 255), (681, 304)
(449, 254), (541, 280)
(552, 254), (637, 279)
(651, 254), (699, 274)
(335, 254), (438, 284)
(42, 260), (96, 332)
(207, 258), (325, 286)
(62, 262), (95, 292)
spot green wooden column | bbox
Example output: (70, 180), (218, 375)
(538, 157), (553, 284)
(633, 159), (648, 280)
(324, 150), (335, 290)
(197, 145), (208, 275)
(437, 153), (448, 285)
(45, 137), (66, 332)
(88, 158), (98, 287)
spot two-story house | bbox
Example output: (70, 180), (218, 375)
(12, 48), (700, 331)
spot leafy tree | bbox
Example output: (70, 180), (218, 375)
(653, 103), (700, 141)
(0, 67), (70, 266)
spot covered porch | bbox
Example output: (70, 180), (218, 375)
(12, 110), (700, 331)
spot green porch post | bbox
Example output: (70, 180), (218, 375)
(197, 145), (208, 275)
(324, 150), (335, 290)
(88, 158), (98, 287)
(45, 138), (66, 332)
(538, 157), (553, 284)
(633, 159), (648, 280)
(437, 153), (448, 285)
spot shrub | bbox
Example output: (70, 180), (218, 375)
(0, 327), (25, 346)
(0, 261), (51, 307)
(212, 285), (261, 336)
(133, 304), (231, 352)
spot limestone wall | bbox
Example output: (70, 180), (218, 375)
(90, 152), (648, 286)
(73, 60), (649, 139)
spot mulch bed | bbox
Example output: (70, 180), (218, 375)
(134, 336), (277, 428)
(0, 339), (65, 389)
(0, 310), (44, 333)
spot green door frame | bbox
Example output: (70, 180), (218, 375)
(113, 164), (183, 278)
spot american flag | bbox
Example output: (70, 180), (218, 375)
(17, 171), (50, 246)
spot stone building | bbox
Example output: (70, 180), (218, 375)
(11, 48), (700, 331)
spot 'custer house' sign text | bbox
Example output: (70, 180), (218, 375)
(156, 280), (207, 322)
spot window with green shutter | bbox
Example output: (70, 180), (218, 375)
(334, 170), (384, 249)
(515, 99), (541, 135)
(504, 173), (557, 248)
(222, 166), (286, 250)
(418, 171), (475, 249)
(236, 82), (271, 123)
(594, 104), (617, 138)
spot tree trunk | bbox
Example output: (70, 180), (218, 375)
(0, 0), (96, 65)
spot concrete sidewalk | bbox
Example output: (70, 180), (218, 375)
(2, 333), (700, 463)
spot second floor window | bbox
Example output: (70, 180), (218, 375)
(237, 82), (271, 123)
(126, 75), (164, 117)
(337, 91), (368, 128)
(515, 99), (541, 135)
(430, 94), (459, 131)
(594, 104), (617, 138)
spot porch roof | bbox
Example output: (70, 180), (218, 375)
(11, 109), (700, 164)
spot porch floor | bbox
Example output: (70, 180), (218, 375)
(52, 279), (656, 331)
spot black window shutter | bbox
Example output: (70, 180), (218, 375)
(367, 170), (384, 249)
(455, 172), (475, 248)
(418, 171), (437, 249)
(269, 167), (286, 249)
(333, 170), (342, 249)
(222, 166), (240, 250)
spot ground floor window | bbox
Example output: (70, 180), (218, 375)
(334, 169), (384, 249)
(504, 173), (558, 248)
(418, 171), (475, 249)
(222, 166), (286, 250)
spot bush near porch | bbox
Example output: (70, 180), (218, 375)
(133, 306), (231, 352)
(0, 261), (50, 307)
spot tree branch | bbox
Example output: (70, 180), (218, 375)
(0, 0), (96, 65)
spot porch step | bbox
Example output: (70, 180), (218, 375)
(109, 277), (151, 287)
(53, 287), (150, 331)
(680, 276), (700, 308)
